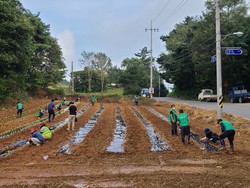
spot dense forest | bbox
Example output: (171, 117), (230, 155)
(77, 48), (168, 97)
(0, 0), (66, 101)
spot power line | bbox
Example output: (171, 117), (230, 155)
(160, 34), (216, 65)
(152, 0), (171, 22)
(157, 0), (190, 28)
(154, 31), (163, 58)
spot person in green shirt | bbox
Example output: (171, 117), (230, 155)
(56, 103), (62, 114)
(90, 95), (96, 106)
(217, 119), (236, 153)
(177, 109), (190, 144)
(62, 97), (66, 105)
(16, 102), (23, 117)
(168, 105), (178, 136)
(36, 108), (44, 118)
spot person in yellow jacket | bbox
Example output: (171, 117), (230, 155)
(40, 123), (52, 140)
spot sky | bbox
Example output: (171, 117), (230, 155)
(20, 0), (207, 80)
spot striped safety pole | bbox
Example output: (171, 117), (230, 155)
(219, 96), (223, 109)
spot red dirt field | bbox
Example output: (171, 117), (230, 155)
(0, 98), (250, 187)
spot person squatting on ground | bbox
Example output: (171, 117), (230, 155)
(177, 109), (191, 144)
(56, 103), (62, 114)
(217, 119), (236, 152)
(40, 123), (52, 140)
(68, 102), (77, 131)
(134, 95), (139, 106)
(168, 105), (178, 136)
(36, 108), (44, 118)
(47, 99), (55, 122)
(16, 101), (23, 117)
(62, 98), (66, 105)
(28, 128), (44, 146)
(200, 128), (225, 147)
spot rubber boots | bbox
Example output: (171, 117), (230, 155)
(230, 145), (234, 153)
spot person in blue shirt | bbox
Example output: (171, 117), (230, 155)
(134, 95), (138, 106)
(47, 99), (55, 122)
(28, 128), (44, 146)
(200, 128), (225, 147)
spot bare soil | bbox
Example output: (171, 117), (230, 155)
(0, 98), (249, 188)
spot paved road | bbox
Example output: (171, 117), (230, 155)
(154, 97), (250, 119)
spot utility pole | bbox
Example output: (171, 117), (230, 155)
(145, 20), (158, 98)
(215, 0), (223, 119)
(158, 74), (161, 97)
(71, 61), (74, 94)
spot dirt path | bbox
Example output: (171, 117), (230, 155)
(121, 104), (151, 153)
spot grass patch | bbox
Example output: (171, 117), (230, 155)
(87, 87), (124, 97)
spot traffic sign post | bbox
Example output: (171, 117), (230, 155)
(225, 48), (242, 55)
(211, 55), (216, 63)
(149, 87), (154, 94)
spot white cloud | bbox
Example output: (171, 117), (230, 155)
(57, 29), (76, 63)
(57, 29), (77, 80)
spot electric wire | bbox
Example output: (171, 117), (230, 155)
(145, 0), (213, 68)
(152, 0), (171, 22)
(145, 0), (199, 66)
(161, 34), (216, 65)
(156, 0), (190, 28)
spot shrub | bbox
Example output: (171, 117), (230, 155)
(46, 87), (65, 98)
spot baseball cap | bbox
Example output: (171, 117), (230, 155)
(30, 128), (35, 133)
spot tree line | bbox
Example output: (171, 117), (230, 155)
(0, 0), (65, 102)
(157, 0), (250, 98)
(76, 48), (168, 97)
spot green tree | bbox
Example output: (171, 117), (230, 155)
(107, 66), (122, 86)
(92, 52), (112, 94)
(26, 13), (66, 90)
(158, 17), (197, 97)
(120, 58), (149, 95)
(0, 0), (65, 101)
(74, 69), (102, 93)
(0, 0), (34, 99)
(80, 51), (95, 92)
(158, 0), (250, 98)
(134, 47), (151, 69)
